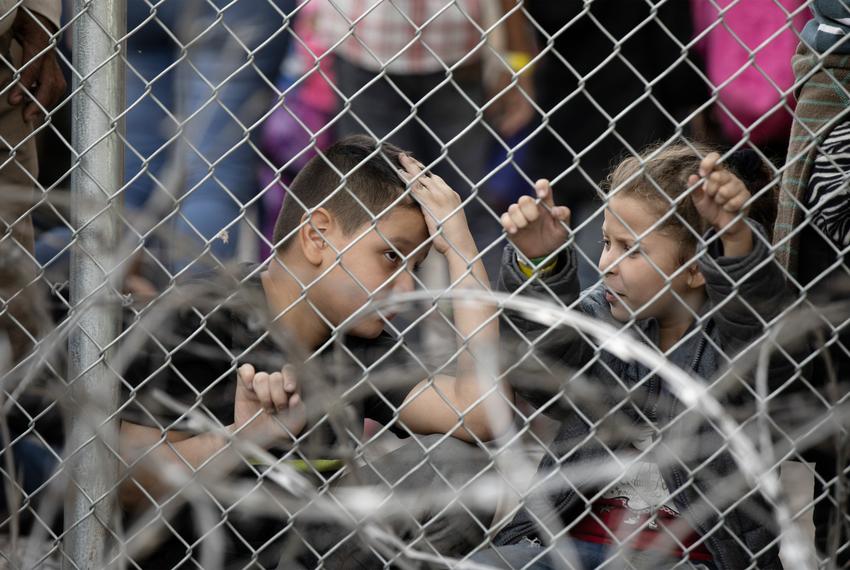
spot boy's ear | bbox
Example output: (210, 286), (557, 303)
(687, 263), (705, 289)
(298, 208), (334, 266)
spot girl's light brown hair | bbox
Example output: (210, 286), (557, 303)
(604, 141), (777, 257)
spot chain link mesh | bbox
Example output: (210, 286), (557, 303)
(0, 0), (848, 568)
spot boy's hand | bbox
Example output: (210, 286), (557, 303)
(234, 364), (305, 443)
(689, 152), (753, 257)
(500, 179), (570, 259)
(399, 154), (475, 257)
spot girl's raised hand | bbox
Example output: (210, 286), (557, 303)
(689, 152), (753, 256)
(500, 179), (570, 259)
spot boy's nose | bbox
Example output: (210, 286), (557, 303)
(392, 270), (415, 294)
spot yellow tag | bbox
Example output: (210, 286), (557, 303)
(516, 254), (557, 279)
(248, 458), (344, 472)
(506, 51), (533, 73)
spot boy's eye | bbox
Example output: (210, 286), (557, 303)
(600, 239), (610, 250)
(384, 251), (402, 265)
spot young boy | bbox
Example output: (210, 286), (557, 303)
(118, 135), (509, 567)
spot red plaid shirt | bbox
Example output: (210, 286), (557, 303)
(318, 0), (484, 74)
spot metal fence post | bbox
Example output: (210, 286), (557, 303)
(64, 1), (126, 568)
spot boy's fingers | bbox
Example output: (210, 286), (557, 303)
(427, 172), (447, 187)
(406, 170), (446, 201)
(400, 154), (422, 176)
(417, 173), (455, 204)
(253, 372), (273, 413)
(282, 365), (299, 395)
(269, 371), (288, 412)
(399, 168), (424, 187)
(238, 364), (255, 389)
(401, 153), (428, 173)
(288, 393), (301, 410)
(534, 179), (555, 208)
(416, 172), (438, 193)
(517, 195), (538, 222)
(398, 169), (423, 193)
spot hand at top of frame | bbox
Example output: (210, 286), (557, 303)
(488, 67), (536, 138)
(398, 153), (477, 259)
(688, 152), (754, 257)
(500, 179), (571, 259)
(9, 9), (66, 122)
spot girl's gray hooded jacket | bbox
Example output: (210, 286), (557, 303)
(495, 225), (793, 569)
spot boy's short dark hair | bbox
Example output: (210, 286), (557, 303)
(272, 134), (417, 251)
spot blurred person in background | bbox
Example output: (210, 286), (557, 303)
(516, 1), (706, 288)
(0, 0), (65, 342)
(0, 242), (60, 532)
(0, 0), (65, 260)
(773, 0), (850, 563)
(36, 0), (293, 293)
(690, 0), (808, 166)
(0, 0), (65, 528)
(319, 0), (537, 278)
(257, 0), (336, 262)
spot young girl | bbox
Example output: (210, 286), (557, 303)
(477, 143), (789, 569)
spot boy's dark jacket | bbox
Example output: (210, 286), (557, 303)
(495, 223), (791, 569)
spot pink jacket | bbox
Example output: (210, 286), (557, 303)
(692, 0), (809, 145)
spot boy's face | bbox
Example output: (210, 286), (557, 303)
(311, 205), (430, 338)
(598, 195), (699, 325)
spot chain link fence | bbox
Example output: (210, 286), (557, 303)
(1, 0), (849, 568)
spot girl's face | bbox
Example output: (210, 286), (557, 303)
(598, 195), (701, 325)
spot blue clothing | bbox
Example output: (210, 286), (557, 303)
(0, 437), (58, 515)
(38, 0), (293, 274)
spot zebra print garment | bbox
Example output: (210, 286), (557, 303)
(805, 119), (850, 247)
